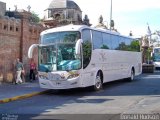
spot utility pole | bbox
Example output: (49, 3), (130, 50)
(147, 23), (152, 47)
(110, 0), (112, 31)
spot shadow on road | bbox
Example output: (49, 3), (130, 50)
(1, 71), (160, 120)
(46, 71), (160, 97)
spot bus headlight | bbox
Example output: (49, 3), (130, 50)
(67, 73), (79, 79)
(39, 75), (48, 80)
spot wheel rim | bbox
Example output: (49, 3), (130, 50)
(95, 76), (102, 89)
(131, 70), (134, 80)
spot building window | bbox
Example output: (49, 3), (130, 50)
(77, 14), (81, 21)
(48, 10), (52, 18)
(10, 26), (13, 31)
(34, 29), (37, 33)
(0, 23), (2, 30)
(54, 13), (61, 20)
(29, 28), (32, 33)
(16, 27), (19, 32)
(68, 10), (74, 19)
(4, 25), (8, 30)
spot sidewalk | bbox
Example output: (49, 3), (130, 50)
(0, 80), (48, 103)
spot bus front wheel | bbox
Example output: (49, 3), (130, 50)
(128, 68), (135, 81)
(93, 73), (103, 91)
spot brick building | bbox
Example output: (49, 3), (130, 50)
(0, 0), (86, 83)
(0, 2), (44, 83)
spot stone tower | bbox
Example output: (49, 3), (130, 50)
(0, 1), (6, 17)
(43, 0), (82, 27)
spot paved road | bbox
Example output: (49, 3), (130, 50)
(1, 71), (160, 120)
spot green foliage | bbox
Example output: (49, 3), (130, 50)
(129, 40), (140, 52)
(116, 40), (140, 52)
(101, 45), (109, 49)
(146, 48), (152, 60)
(83, 41), (92, 57)
(59, 44), (75, 60)
(117, 42), (128, 51)
(63, 33), (78, 42)
(83, 40), (92, 68)
(31, 12), (40, 23)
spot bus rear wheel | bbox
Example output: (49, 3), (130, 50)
(93, 73), (103, 91)
(128, 69), (135, 81)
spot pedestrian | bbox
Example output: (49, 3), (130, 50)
(29, 58), (36, 82)
(21, 68), (26, 83)
(15, 58), (24, 84)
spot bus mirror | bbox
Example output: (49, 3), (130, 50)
(75, 39), (83, 55)
(28, 44), (39, 58)
(151, 52), (153, 57)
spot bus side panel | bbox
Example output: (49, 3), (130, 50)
(81, 49), (121, 87)
(104, 50), (142, 79)
(101, 50), (123, 82)
(81, 50), (104, 87)
(82, 49), (142, 86)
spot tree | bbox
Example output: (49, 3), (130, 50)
(150, 31), (160, 47)
(129, 40), (140, 52)
(31, 12), (40, 23)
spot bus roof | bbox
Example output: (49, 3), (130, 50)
(41, 24), (132, 39)
(153, 47), (160, 49)
(41, 24), (88, 35)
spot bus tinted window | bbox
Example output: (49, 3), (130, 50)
(153, 48), (160, 62)
(82, 29), (92, 68)
(129, 40), (140, 52)
(125, 38), (131, 46)
(118, 37), (126, 51)
(41, 31), (80, 44)
(92, 30), (103, 49)
(111, 35), (119, 50)
(84, 29), (140, 52)
(102, 33), (112, 49)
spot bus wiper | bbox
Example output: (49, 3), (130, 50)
(66, 69), (72, 72)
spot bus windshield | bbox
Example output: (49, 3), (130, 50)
(153, 53), (160, 62)
(41, 31), (80, 44)
(39, 31), (81, 72)
(153, 49), (160, 62)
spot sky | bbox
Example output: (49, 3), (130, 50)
(1, 0), (160, 37)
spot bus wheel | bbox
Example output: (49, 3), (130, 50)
(93, 73), (103, 91)
(128, 69), (135, 81)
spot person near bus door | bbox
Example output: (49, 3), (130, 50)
(29, 58), (36, 82)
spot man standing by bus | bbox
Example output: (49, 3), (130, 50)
(15, 58), (24, 84)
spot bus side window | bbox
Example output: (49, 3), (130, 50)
(102, 33), (112, 49)
(111, 35), (119, 50)
(92, 30), (103, 49)
(119, 37), (127, 51)
(82, 29), (92, 69)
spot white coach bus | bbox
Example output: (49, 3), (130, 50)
(28, 24), (142, 91)
(152, 47), (160, 69)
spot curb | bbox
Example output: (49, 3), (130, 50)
(0, 90), (49, 104)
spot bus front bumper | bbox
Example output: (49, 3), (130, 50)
(154, 62), (160, 68)
(39, 77), (81, 89)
